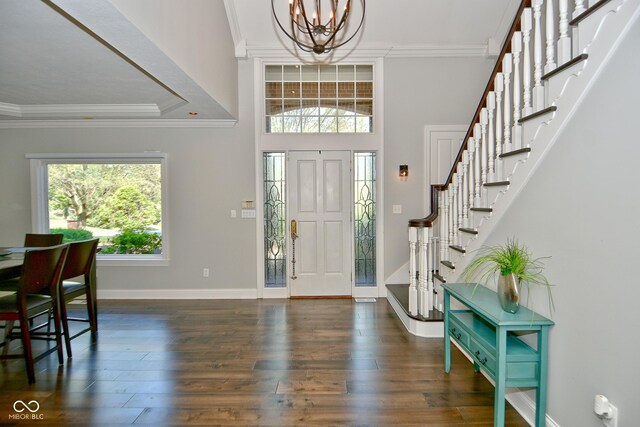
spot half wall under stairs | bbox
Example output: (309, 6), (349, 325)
(386, 284), (443, 337)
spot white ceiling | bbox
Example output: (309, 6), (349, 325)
(0, 0), (517, 125)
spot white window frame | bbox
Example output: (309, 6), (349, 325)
(27, 152), (169, 266)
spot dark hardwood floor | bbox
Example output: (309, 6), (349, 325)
(0, 299), (528, 426)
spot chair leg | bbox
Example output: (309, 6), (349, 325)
(86, 286), (98, 336)
(50, 303), (65, 365)
(18, 313), (35, 384)
(2, 320), (14, 356)
(58, 298), (72, 358)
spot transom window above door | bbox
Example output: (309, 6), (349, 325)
(264, 64), (373, 134)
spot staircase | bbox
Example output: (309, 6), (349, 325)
(387, 0), (640, 337)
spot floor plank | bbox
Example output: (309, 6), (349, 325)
(0, 299), (529, 425)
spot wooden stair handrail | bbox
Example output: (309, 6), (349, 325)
(408, 184), (444, 227)
(409, 0), (530, 228)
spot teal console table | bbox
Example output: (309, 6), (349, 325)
(442, 283), (554, 427)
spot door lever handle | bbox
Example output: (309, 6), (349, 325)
(291, 219), (298, 240)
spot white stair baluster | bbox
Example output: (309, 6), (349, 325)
(440, 190), (447, 263)
(430, 235), (438, 310)
(426, 228), (434, 312)
(448, 183), (455, 249)
(558, 0), (571, 65)
(512, 31), (523, 150)
(456, 164), (463, 234)
(487, 92), (496, 182)
(451, 177), (458, 246)
(503, 54), (513, 153)
(533, 0), (545, 110)
(480, 108), (489, 193)
(467, 138), (476, 210)
(408, 227), (418, 315)
(494, 73), (504, 180)
(573, 0), (586, 19)
(545, 0), (557, 73)
(473, 124), (482, 207)
(462, 152), (470, 228)
(522, 8), (533, 117)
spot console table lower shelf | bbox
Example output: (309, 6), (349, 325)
(442, 283), (554, 427)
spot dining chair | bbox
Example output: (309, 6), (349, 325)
(0, 233), (65, 293)
(57, 238), (99, 357)
(24, 233), (64, 247)
(0, 244), (69, 383)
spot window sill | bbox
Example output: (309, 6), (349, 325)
(97, 256), (169, 267)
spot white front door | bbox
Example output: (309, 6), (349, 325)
(289, 150), (351, 296)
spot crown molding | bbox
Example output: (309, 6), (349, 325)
(0, 119), (238, 129)
(246, 43), (489, 59)
(223, 0), (246, 58)
(0, 102), (162, 118)
(384, 44), (488, 58)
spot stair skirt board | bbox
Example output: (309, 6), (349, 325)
(385, 284), (443, 338)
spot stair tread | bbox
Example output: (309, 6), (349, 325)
(433, 273), (446, 283)
(441, 260), (455, 270)
(500, 147), (531, 159)
(470, 207), (493, 212)
(449, 245), (466, 254)
(459, 227), (478, 235)
(569, 0), (612, 26)
(484, 180), (510, 187)
(543, 54), (589, 81)
(385, 284), (444, 322)
(519, 106), (557, 124)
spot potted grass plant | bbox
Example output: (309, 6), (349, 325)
(462, 238), (554, 314)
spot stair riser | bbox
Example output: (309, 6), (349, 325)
(521, 112), (555, 149)
(502, 151), (531, 182)
(574, 0), (626, 54)
(545, 59), (588, 105)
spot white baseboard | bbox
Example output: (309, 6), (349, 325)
(97, 288), (258, 299)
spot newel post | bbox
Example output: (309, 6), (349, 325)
(408, 226), (418, 315)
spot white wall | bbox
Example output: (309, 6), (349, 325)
(109, 0), (238, 118)
(0, 60), (255, 295)
(383, 56), (494, 278)
(479, 21), (640, 425)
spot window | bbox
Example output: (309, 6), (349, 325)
(354, 152), (376, 286)
(29, 153), (168, 265)
(263, 152), (287, 287)
(265, 64), (373, 133)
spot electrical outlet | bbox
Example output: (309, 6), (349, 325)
(602, 405), (618, 427)
(231, 210), (237, 218)
(392, 205), (402, 214)
(203, 268), (209, 278)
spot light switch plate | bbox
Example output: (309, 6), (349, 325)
(392, 205), (402, 214)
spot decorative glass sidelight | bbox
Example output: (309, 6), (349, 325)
(263, 153), (287, 287)
(354, 152), (377, 286)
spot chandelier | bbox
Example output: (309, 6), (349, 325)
(271, 0), (366, 54)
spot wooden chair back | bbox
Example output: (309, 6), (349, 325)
(61, 239), (99, 281)
(18, 244), (69, 296)
(24, 233), (64, 247)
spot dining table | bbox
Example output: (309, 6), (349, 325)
(0, 247), (24, 282)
